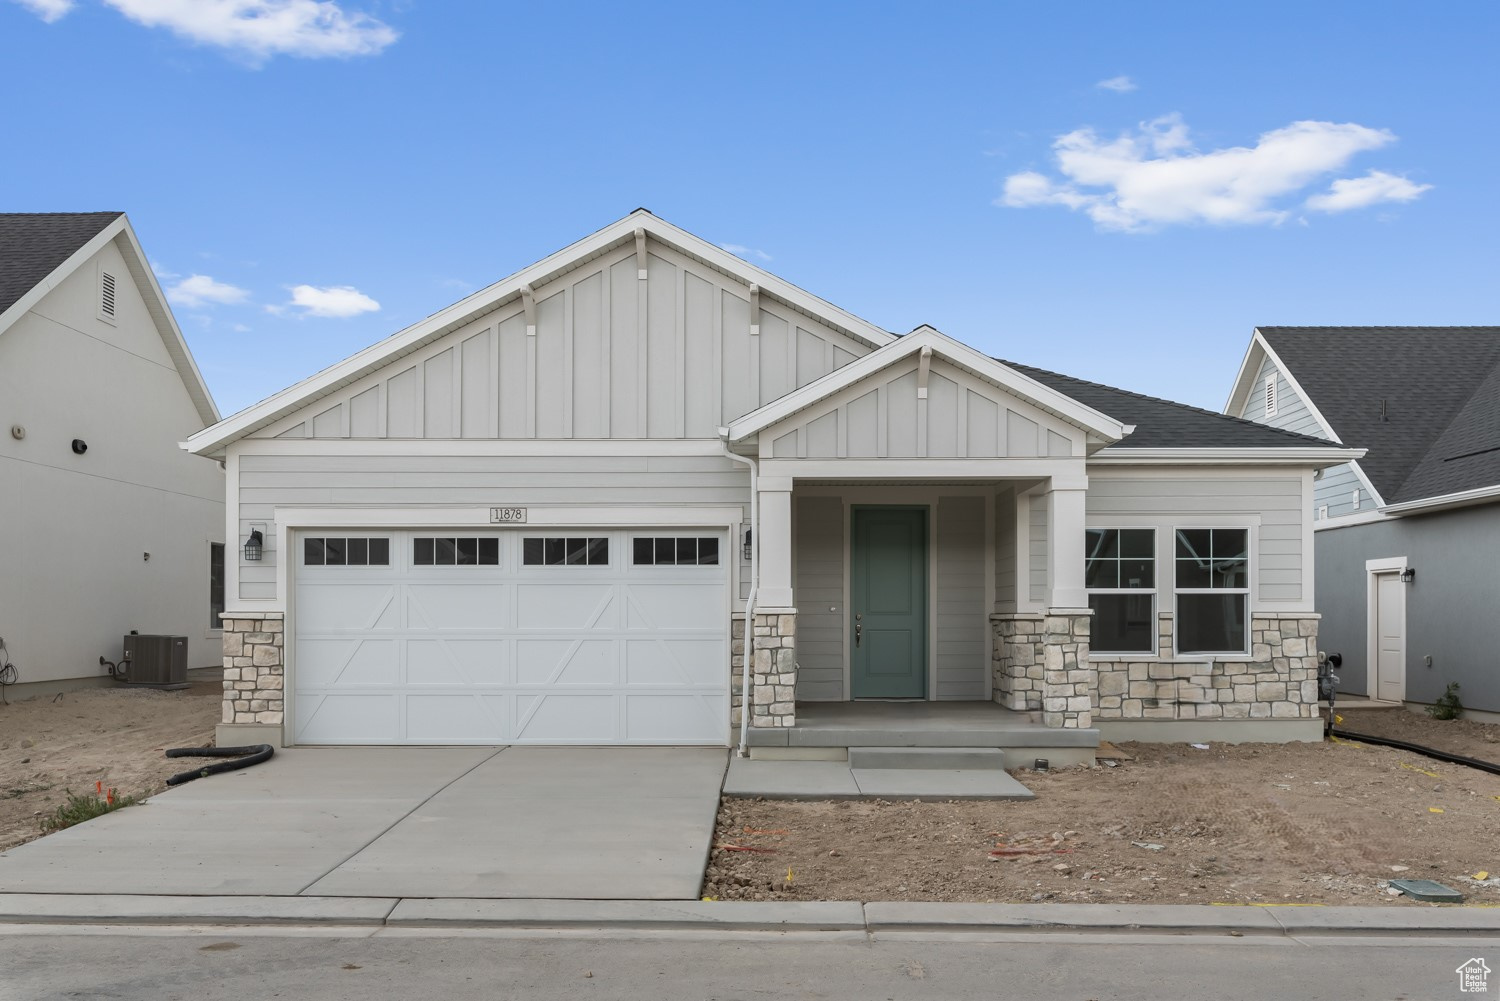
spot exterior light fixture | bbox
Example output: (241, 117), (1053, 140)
(243, 529), (264, 562)
(1399, 567), (1415, 584)
(742, 528), (753, 562)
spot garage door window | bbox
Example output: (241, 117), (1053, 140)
(633, 537), (720, 566)
(522, 537), (609, 566)
(304, 537), (391, 566)
(413, 537), (500, 566)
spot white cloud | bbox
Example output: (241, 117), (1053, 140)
(1096, 75), (1137, 93)
(720, 243), (773, 263)
(11, 0), (74, 22)
(286, 283), (379, 317)
(1305, 169), (1432, 213)
(101, 0), (398, 61)
(999, 114), (1424, 231)
(166, 273), (250, 308)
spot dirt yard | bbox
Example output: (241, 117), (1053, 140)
(0, 681), (219, 850)
(705, 710), (1500, 906)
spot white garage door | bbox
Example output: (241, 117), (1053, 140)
(292, 530), (729, 745)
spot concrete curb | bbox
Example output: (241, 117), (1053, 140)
(0, 894), (397, 926)
(1, 894), (1497, 935)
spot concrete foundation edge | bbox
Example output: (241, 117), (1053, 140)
(1095, 718), (1324, 744)
(215, 722), (285, 749)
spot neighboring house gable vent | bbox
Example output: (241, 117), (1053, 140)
(1264, 373), (1277, 417)
(99, 269), (117, 320)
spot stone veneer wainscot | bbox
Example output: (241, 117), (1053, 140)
(221, 614), (284, 726)
(750, 610), (796, 728)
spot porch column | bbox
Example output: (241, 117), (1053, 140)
(1046, 485), (1088, 609)
(757, 484), (794, 608)
(753, 482), (796, 728)
(1043, 483), (1095, 728)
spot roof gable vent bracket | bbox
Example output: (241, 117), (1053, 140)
(521, 284), (536, 337)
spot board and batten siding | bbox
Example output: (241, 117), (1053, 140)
(767, 357), (1078, 460)
(1085, 471), (1310, 607)
(935, 495), (988, 698)
(235, 452), (750, 601)
(256, 241), (872, 444)
(793, 495), (845, 701)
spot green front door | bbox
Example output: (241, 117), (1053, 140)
(850, 506), (927, 699)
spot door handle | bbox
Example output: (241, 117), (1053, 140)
(855, 623), (862, 648)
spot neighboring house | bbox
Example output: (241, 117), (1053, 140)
(188, 211), (1356, 752)
(0, 213), (225, 694)
(1227, 327), (1500, 717)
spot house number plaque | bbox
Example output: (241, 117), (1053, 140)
(489, 507), (528, 524)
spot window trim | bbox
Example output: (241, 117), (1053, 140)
(301, 535), (393, 568)
(631, 535), (722, 567)
(1172, 526), (1251, 657)
(411, 535), (502, 567)
(1084, 526), (1158, 657)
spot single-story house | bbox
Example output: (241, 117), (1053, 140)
(1227, 327), (1500, 718)
(0, 212), (225, 694)
(187, 211), (1357, 753)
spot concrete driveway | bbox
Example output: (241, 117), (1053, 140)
(0, 746), (727, 900)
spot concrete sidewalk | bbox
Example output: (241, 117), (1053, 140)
(1, 894), (1498, 937)
(0, 746), (726, 901)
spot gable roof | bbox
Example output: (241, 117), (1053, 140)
(0, 212), (122, 316)
(1254, 327), (1500, 503)
(726, 325), (1130, 446)
(187, 210), (895, 456)
(1006, 360), (1345, 452)
(0, 212), (219, 427)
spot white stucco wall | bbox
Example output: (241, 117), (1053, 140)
(0, 237), (225, 685)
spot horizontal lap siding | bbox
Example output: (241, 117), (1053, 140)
(794, 496), (845, 701)
(1086, 474), (1305, 604)
(936, 496), (987, 699)
(236, 453), (750, 601)
(1241, 355), (1325, 439)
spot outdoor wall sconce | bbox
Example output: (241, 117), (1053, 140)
(742, 528), (753, 562)
(243, 529), (264, 562)
(1399, 567), (1415, 584)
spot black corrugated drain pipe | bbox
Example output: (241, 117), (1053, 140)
(164, 744), (275, 786)
(1328, 727), (1500, 777)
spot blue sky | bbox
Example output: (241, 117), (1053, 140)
(4, 1), (1495, 418)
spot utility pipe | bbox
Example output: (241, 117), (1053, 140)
(719, 431), (759, 757)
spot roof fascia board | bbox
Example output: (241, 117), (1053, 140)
(728, 327), (1127, 442)
(1090, 446), (1365, 467)
(1379, 482), (1500, 517)
(115, 218), (220, 426)
(1223, 333), (1264, 415)
(0, 215), (125, 342)
(188, 212), (895, 456)
(1251, 329), (1343, 444)
(1347, 459), (1388, 508)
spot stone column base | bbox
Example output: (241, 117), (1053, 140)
(221, 613), (285, 733)
(1042, 610), (1094, 729)
(750, 609), (796, 728)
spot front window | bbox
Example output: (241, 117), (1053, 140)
(1085, 528), (1155, 654)
(1174, 528), (1249, 654)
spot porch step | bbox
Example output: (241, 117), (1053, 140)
(848, 746), (1005, 771)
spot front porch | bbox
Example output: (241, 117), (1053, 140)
(728, 701), (1092, 800)
(745, 700), (1099, 766)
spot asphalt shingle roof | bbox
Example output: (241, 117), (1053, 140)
(999, 358), (1335, 450)
(1258, 327), (1500, 504)
(0, 212), (123, 317)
